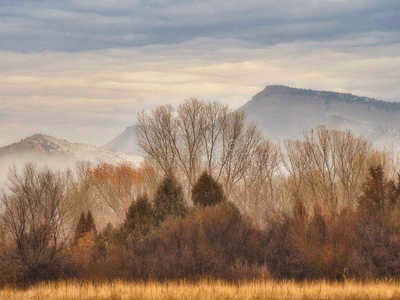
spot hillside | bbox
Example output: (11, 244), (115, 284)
(239, 85), (400, 145)
(0, 134), (141, 181)
(106, 86), (400, 154)
(103, 126), (139, 155)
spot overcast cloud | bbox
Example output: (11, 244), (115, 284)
(1, 0), (399, 51)
(0, 0), (399, 146)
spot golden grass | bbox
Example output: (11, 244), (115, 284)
(2, 280), (400, 300)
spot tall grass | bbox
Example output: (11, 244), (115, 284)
(1, 280), (400, 300)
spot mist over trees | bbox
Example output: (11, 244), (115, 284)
(135, 98), (280, 223)
(1, 99), (400, 285)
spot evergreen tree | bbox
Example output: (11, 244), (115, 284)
(97, 223), (125, 258)
(73, 210), (97, 244)
(153, 173), (188, 224)
(192, 171), (225, 207)
(358, 165), (400, 217)
(124, 194), (155, 242)
(86, 210), (97, 235)
(358, 165), (386, 216)
(74, 212), (87, 244)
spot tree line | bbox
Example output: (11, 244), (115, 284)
(1, 99), (400, 285)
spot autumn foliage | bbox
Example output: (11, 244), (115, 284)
(3, 121), (400, 285)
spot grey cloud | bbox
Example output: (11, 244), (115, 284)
(0, 0), (399, 51)
(0, 0), (399, 148)
(0, 38), (399, 146)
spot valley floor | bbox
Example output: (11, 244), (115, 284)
(1, 280), (400, 300)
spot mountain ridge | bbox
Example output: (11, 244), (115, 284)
(103, 126), (138, 155)
(2, 85), (399, 182)
(104, 85), (400, 154)
(239, 85), (400, 144)
(248, 85), (400, 111)
(0, 133), (141, 182)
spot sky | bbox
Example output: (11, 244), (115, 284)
(0, 0), (399, 147)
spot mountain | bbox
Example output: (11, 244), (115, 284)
(0, 134), (141, 181)
(239, 85), (400, 146)
(6, 85), (398, 183)
(103, 126), (138, 155)
(105, 85), (400, 154)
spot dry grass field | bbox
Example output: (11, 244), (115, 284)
(2, 280), (400, 300)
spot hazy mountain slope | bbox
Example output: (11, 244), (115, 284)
(239, 85), (400, 145)
(0, 134), (141, 181)
(105, 85), (400, 154)
(103, 126), (137, 154)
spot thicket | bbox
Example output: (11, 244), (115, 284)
(3, 161), (400, 284)
(2, 101), (400, 285)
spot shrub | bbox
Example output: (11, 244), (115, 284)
(0, 164), (72, 284)
(265, 199), (359, 281)
(264, 165), (400, 281)
(93, 224), (129, 279)
(354, 165), (400, 278)
(127, 202), (267, 280)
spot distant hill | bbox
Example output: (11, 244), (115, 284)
(6, 85), (398, 183)
(238, 85), (400, 145)
(105, 85), (400, 155)
(0, 134), (141, 181)
(103, 126), (139, 155)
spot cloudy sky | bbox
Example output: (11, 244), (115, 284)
(0, 0), (399, 146)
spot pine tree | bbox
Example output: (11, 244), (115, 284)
(358, 165), (386, 216)
(192, 171), (225, 207)
(74, 211), (97, 244)
(86, 210), (97, 235)
(124, 194), (155, 242)
(358, 165), (400, 216)
(74, 212), (87, 244)
(153, 173), (188, 224)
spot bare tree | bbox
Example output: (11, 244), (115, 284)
(136, 105), (177, 174)
(283, 126), (372, 209)
(0, 163), (72, 282)
(88, 163), (145, 224)
(174, 99), (205, 191)
(366, 146), (400, 181)
(234, 139), (281, 226)
(68, 161), (97, 226)
(135, 99), (276, 202)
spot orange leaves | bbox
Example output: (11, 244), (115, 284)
(90, 163), (144, 188)
(85, 163), (149, 221)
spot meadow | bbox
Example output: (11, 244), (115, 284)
(2, 280), (400, 300)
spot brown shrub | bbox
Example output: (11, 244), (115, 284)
(265, 199), (360, 281)
(127, 202), (268, 280)
(353, 165), (400, 278)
